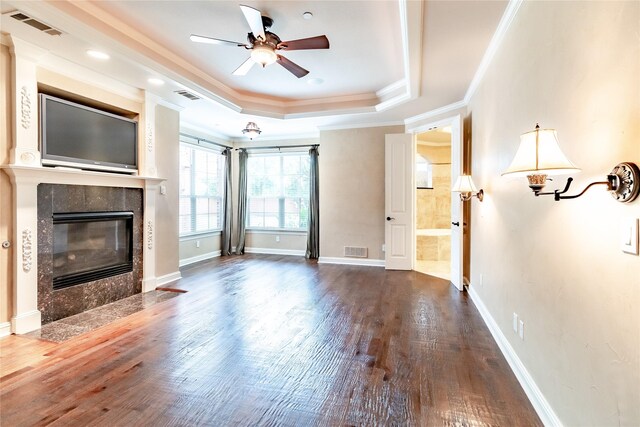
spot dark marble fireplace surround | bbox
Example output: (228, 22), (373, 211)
(38, 184), (143, 324)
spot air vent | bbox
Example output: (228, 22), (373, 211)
(344, 246), (368, 258)
(8, 11), (64, 36)
(174, 90), (201, 101)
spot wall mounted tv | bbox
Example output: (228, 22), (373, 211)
(40, 94), (138, 174)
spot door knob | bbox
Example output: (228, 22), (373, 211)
(451, 221), (460, 227)
(386, 217), (395, 221)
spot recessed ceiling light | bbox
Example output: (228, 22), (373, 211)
(148, 78), (165, 86)
(86, 50), (110, 60)
(307, 77), (324, 85)
(302, 12), (313, 20)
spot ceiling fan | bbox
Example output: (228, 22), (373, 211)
(190, 4), (330, 78)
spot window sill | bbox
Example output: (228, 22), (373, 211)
(180, 230), (222, 241)
(246, 228), (307, 236)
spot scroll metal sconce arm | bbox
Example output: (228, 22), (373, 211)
(533, 162), (640, 203)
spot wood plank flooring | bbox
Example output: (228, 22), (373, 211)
(0, 254), (541, 426)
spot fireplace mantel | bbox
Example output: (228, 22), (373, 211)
(2, 165), (164, 187)
(1, 164), (165, 334)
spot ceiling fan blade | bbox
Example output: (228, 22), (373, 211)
(239, 5), (265, 41)
(233, 57), (256, 76)
(277, 35), (330, 51)
(190, 34), (246, 47)
(276, 55), (309, 78)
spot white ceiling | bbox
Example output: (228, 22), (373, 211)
(0, 0), (509, 140)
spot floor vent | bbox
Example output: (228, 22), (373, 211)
(344, 246), (368, 258)
(174, 90), (201, 101)
(8, 11), (64, 36)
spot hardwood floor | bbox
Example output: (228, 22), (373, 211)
(1, 254), (541, 426)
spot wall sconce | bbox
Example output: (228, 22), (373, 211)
(502, 124), (639, 202)
(242, 122), (262, 140)
(452, 175), (484, 202)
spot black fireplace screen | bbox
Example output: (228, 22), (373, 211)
(52, 211), (134, 290)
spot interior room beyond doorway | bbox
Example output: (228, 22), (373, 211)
(415, 127), (452, 280)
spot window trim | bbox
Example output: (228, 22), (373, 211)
(246, 151), (310, 231)
(179, 141), (225, 236)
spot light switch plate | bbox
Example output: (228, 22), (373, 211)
(621, 218), (639, 255)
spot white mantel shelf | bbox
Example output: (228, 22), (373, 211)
(1, 165), (164, 188)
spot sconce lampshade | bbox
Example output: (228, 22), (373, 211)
(452, 175), (484, 201)
(502, 126), (580, 177)
(452, 175), (478, 193)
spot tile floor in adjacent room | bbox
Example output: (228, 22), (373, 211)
(414, 259), (450, 281)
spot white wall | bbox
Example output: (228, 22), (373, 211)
(467, 1), (640, 425)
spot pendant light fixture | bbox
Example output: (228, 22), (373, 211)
(242, 122), (262, 140)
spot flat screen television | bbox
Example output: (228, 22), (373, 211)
(40, 94), (138, 174)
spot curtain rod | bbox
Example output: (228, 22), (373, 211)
(180, 132), (232, 150)
(235, 144), (319, 151)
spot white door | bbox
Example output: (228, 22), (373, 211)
(385, 133), (413, 270)
(450, 115), (464, 290)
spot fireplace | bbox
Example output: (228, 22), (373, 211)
(37, 184), (143, 324)
(52, 211), (134, 290)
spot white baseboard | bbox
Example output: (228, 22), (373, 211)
(245, 247), (305, 257)
(156, 271), (182, 287)
(11, 310), (42, 334)
(318, 256), (385, 267)
(467, 285), (562, 427)
(0, 322), (11, 338)
(179, 250), (221, 267)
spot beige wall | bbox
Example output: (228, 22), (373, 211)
(468, 1), (639, 425)
(154, 105), (180, 277)
(0, 44), (13, 326)
(180, 233), (221, 263)
(319, 126), (403, 260)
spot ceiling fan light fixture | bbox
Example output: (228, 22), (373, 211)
(242, 122), (262, 139)
(251, 44), (277, 67)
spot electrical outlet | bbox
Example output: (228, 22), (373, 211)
(513, 313), (518, 333)
(382, 244), (385, 252)
(196, 240), (200, 248)
(519, 320), (524, 340)
(275, 235), (280, 242)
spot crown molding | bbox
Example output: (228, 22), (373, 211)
(464, 0), (524, 104)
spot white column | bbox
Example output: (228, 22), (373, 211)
(9, 36), (47, 167)
(6, 171), (41, 333)
(142, 180), (162, 292)
(141, 93), (160, 292)
(142, 92), (158, 177)
(7, 36), (46, 333)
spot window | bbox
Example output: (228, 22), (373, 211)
(416, 154), (433, 189)
(179, 143), (225, 236)
(247, 153), (309, 230)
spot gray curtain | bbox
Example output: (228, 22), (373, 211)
(306, 146), (319, 259)
(235, 149), (248, 255)
(221, 148), (233, 256)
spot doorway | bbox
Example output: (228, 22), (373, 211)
(414, 127), (452, 281)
